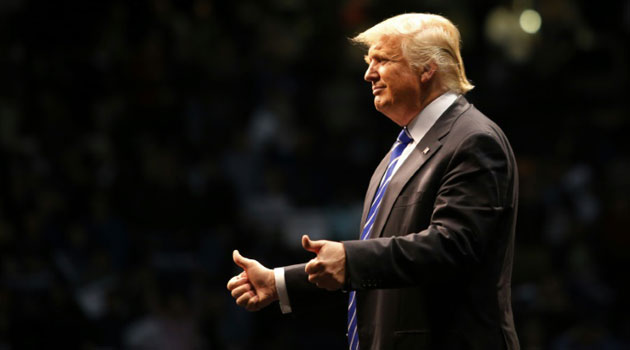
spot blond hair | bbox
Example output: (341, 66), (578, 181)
(353, 13), (474, 94)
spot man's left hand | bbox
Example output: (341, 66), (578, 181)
(302, 235), (346, 291)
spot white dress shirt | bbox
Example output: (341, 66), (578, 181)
(275, 91), (459, 313)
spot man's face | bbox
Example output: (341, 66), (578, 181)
(364, 36), (422, 126)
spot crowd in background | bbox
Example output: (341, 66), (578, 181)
(0, 0), (628, 349)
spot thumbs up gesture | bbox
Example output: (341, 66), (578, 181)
(303, 235), (346, 291)
(226, 250), (277, 311)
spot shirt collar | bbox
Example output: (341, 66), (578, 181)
(406, 91), (459, 142)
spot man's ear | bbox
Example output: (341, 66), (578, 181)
(420, 62), (437, 83)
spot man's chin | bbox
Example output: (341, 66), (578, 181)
(374, 98), (388, 113)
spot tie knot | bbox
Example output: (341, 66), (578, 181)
(397, 128), (413, 145)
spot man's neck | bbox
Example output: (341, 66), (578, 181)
(396, 87), (448, 126)
(418, 87), (448, 114)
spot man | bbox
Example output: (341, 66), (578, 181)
(227, 13), (520, 350)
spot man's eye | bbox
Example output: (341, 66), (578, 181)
(364, 55), (390, 65)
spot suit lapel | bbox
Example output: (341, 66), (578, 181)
(365, 96), (472, 239)
(368, 139), (442, 239)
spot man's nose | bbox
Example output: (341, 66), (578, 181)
(364, 63), (378, 82)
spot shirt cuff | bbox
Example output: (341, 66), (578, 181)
(274, 267), (292, 314)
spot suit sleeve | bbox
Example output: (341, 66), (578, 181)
(343, 131), (516, 290)
(283, 263), (347, 314)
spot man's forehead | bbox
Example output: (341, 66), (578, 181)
(368, 35), (402, 55)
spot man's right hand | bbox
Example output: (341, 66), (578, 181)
(226, 250), (278, 311)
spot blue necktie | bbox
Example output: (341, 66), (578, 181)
(347, 128), (413, 350)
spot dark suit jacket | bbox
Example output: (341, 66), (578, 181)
(284, 96), (520, 350)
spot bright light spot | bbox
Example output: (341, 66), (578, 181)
(519, 9), (541, 34)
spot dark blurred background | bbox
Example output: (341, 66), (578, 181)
(0, 0), (628, 349)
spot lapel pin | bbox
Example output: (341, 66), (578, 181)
(423, 147), (430, 154)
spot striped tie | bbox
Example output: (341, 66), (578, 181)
(347, 128), (413, 350)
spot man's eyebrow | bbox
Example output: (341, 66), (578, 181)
(365, 50), (384, 60)
(364, 51), (401, 64)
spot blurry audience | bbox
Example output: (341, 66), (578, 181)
(0, 0), (628, 349)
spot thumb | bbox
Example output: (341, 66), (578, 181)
(233, 250), (255, 270)
(302, 235), (324, 254)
